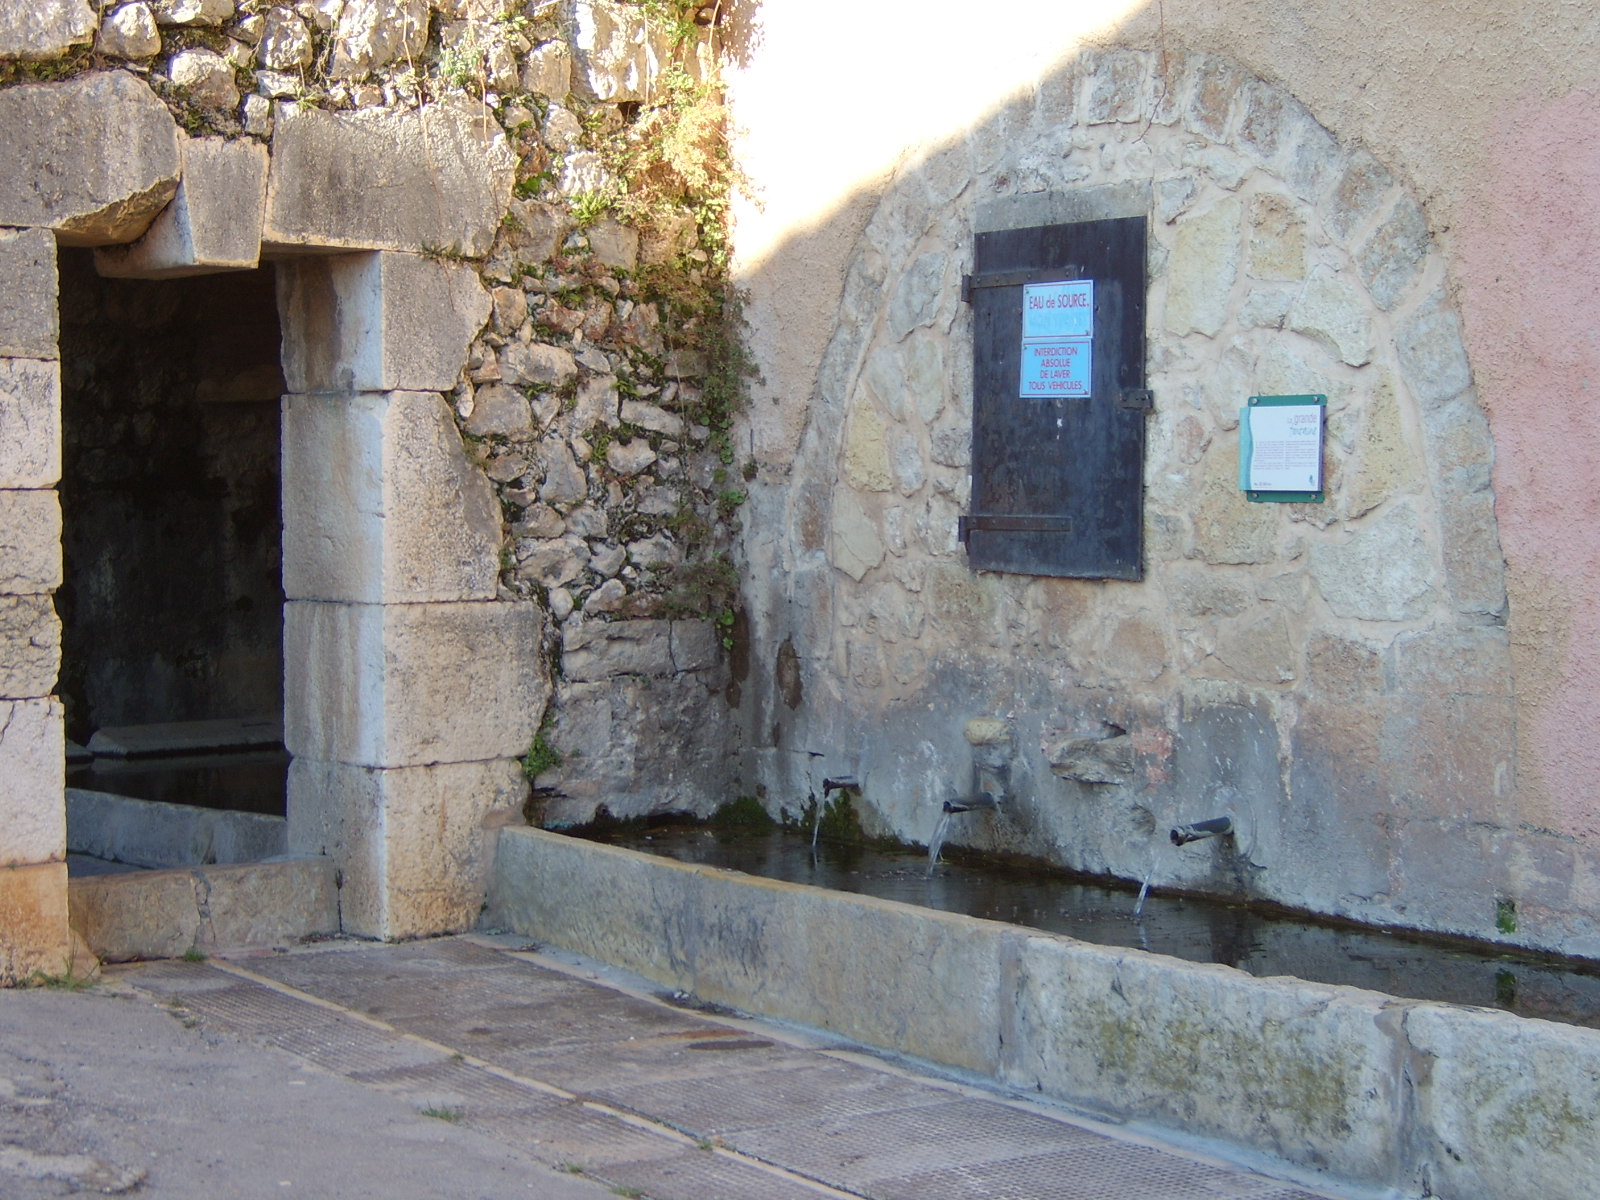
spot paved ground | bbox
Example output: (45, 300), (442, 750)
(0, 934), (1352, 1200)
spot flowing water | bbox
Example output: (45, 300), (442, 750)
(580, 820), (1600, 1031)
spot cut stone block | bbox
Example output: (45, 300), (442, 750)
(85, 715), (282, 757)
(282, 391), (501, 603)
(277, 253), (491, 394)
(0, 490), (62, 594)
(0, 229), (59, 359)
(288, 757), (526, 939)
(0, 698), (65, 867)
(0, 0), (96, 60)
(0, 359), (62, 489)
(68, 858), (338, 962)
(0, 861), (71, 983)
(284, 599), (548, 768)
(95, 136), (269, 278)
(0, 71), (181, 245)
(263, 98), (514, 256)
(67, 788), (286, 867)
(0, 595), (61, 699)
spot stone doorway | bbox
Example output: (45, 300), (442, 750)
(57, 252), (289, 832)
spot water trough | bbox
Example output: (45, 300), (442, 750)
(490, 825), (1600, 1200)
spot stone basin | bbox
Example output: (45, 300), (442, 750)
(490, 825), (1600, 1200)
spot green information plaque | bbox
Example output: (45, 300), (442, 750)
(1238, 394), (1326, 503)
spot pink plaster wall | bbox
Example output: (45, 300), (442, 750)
(1457, 88), (1600, 838)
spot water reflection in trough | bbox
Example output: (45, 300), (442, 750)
(580, 821), (1600, 1031)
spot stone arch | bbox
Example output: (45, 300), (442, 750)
(756, 48), (1517, 940)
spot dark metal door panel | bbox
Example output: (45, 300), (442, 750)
(964, 216), (1147, 579)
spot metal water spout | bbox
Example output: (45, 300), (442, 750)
(943, 792), (998, 814)
(1170, 816), (1234, 846)
(813, 777), (860, 853)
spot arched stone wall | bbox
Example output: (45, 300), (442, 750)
(741, 50), (1550, 950)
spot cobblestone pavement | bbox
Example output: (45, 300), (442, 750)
(3, 934), (1354, 1199)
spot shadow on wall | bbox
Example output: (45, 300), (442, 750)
(730, 27), (1550, 952)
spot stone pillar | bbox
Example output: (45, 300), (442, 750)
(277, 252), (549, 940)
(0, 227), (70, 983)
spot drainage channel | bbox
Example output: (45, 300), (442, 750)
(580, 821), (1600, 1031)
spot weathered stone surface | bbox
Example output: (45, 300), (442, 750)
(69, 858), (336, 961)
(1193, 446), (1276, 564)
(0, 491), (62, 594)
(1356, 195), (1429, 310)
(1083, 48), (1148, 124)
(521, 38), (572, 98)
(514, 535), (588, 587)
(1323, 146), (1394, 242)
(168, 48), (239, 110)
(0, 862), (70, 983)
(1164, 197), (1240, 337)
(289, 757), (525, 939)
(1005, 935), (1400, 1184)
(538, 441), (587, 504)
(1309, 501), (1434, 621)
(1345, 371), (1423, 519)
(564, 0), (680, 102)
(283, 391), (501, 603)
(97, 3), (161, 58)
(619, 399), (682, 437)
(284, 599), (547, 767)
(257, 6), (313, 68)
(96, 136), (268, 277)
(886, 252), (946, 340)
(842, 400), (892, 492)
(328, 0), (427, 77)
(1288, 267), (1372, 366)
(0, 699), (64, 867)
(0, 230), (58, 361)
(1246, 193), (1305, 281)
(462, 382), (533, 438)
(1045, 733), (1134, 783)
(562, 618), (675, 681)
(1407, 1004), (1600, 1200)
(278, 252), (490, 393)
(830, 488), (883, 581)
(605, 438), (656, 477)
(0, 72), (181, 246)
(499, 340), (577, 388)
(66, 789), (284, 868)
(153, 0), (233, 25)
(0, 360), (61, 490)
(0, 0), (95, 60)
(587, 218), (639, 269)
(1396, 298), (1473, 408)
(0, 596), (60, 699)
(264, 98), (514, 256)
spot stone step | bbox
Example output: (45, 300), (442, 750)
(86, 716), (283, 759)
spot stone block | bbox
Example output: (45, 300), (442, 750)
(68, 858), (338, 961)
(284, 599), (547, 767)
(0, 359), (61, 488)
(66, 789), (286, 868)
(0, 698), (65, 866)
(282, 391), (500, 603)
(1164, 197), (1240, 338)
(1309, 501), (1435, 621)
(0, 861), (71, 983)
(1396, 298), (1473, 408)
(0, 595), (60, 699)
(328, 0), (428, 78)
(564, 0), (682, 103)
(1003, 936), (1402, 1186)
(278, 252), (491, 394)
(0, 490), (62, 594)
(1288, 267), (1372, 366)
(0, 72), (180, 245)
(562, 618), (676, 680)
(1355, 194), (1429, 310)
(263, 98), (514, 256)
(95, 136), (268, 278)
(0, 0), (95, 60)
(288, 757), (524, 939)
(0, 229), (59, 359)
(97, 3), (162, 58)
(1407, 1001), (1600, 1200)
